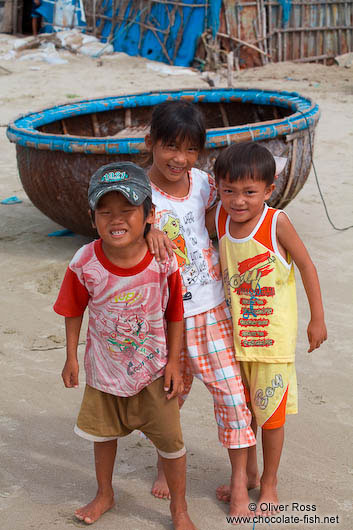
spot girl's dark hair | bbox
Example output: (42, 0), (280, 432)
(142, 196), (152, 236)
(149, 100), (206, 151)
(214, 142), (276, 186)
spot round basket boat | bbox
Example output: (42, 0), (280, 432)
(7, 88), (320, 237)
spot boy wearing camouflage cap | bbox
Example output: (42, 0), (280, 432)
(54, 162), (196, 529)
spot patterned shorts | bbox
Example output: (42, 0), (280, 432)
(180, 300), (256, 449)
(241, 361), (298, 429)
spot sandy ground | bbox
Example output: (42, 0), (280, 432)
(0, 35), (352, 530)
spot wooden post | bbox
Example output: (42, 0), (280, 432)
(12, 0), (18, 34)
(0, 0), (14, 33)
(227, 51), (233, 87)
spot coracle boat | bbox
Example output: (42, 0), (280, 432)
(7, 88), (320, 237)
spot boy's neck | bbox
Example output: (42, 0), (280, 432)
(101, 239), (148, 269)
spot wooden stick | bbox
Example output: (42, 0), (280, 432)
(149, 0), (208, 6)
(125, 108), (132, 128)
(0, 65), (12, 74)
(219, 103), (230, 127)
(91, 114), (100, 137)
(12, 0), (18, 34)
(227, 51), (233, 88)
(292, 53), (335, 62)
(61, 120), (68, 135)
(216, 31), (271, 57)
(300, 2), (304, 60)
(260, 0), (268, 63)
(92, 0), (96, 36)
(278, 4), (282, 62)
(268, 1), (273, 62)
(274, 24), (351, 33)
(254, 0), (265, 65)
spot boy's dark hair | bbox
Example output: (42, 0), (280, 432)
(214, 142), (276, 186)
(90, 195), (153, 236)
(149, 100), (206, 151)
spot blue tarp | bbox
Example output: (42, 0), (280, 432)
(38, 0), (86, 33)
(37, 0), (292, 66)
(99, 0), (207, 66)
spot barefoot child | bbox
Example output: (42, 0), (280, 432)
(54, 162), (196, 529)
(214, 142), (327, 513)
(145, 100), (256, 519)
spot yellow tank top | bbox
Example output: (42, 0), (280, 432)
(216, 203), (297, 363)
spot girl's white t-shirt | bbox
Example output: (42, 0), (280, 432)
(152, 167), (225, 318)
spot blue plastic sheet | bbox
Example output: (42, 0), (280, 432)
(37, 0), (86, 33)
(277, 0), (292, 26)
(32, 0), (293, 65)
(99, 0), (207, 66)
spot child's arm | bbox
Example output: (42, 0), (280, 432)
(205, 203), (218, 239)
(146, 227), (176, 263)
(62, 315), (83, 388)
(277, 213), (327, 353)
(164, 320), (184, 399)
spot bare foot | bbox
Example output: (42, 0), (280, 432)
(151, 459), (171, 500)
(171, 510), (197, 530)
(216, 474), (260, 503)
(228, 482), (253, 525)
(256, 478), (279, 516)
(74, 492), (115, 524)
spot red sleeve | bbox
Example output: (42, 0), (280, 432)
(165, 269), (184, 322)
(53, 267), (90, 317)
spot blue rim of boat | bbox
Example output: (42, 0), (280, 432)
(6, 88), (320, 154)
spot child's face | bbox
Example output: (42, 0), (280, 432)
(218, 176), (275, 225)
(92, 192), (153, 252)
(146, 135), (199, 186)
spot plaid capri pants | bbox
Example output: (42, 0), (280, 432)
(180, 300), (256, 449)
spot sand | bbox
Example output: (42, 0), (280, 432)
(0, 34), (352, 529)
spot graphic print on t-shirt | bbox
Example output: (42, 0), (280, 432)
(156, 208), (219, 301)
(161, 213), (190, 267)
(94, 287), (160, 374)
(225, 251), (276, 349)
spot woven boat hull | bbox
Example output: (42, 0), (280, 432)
(8, 88), (320, 237)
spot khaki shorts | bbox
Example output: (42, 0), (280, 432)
(241, 361), (298, 429)
(75, 377), (185, 459)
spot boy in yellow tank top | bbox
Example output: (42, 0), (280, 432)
(212, 142), (327, 515)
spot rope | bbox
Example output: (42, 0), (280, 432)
(297, 109), (353, 231)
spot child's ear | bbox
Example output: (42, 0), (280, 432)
(146, 204), (155, 225)
(89, 209), (96, 228)
(145, 134), (152, 151)
(265, 183), (276, 201)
